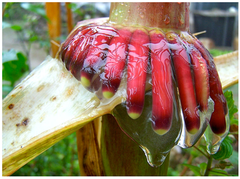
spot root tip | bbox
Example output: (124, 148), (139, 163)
(103, 91), (114, 99)
(188, 128), (199, 135)
(153, 128), (169, 135)
(128, 112), (141, 119)
(81, 76), (91, 87)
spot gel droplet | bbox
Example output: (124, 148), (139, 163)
(204, 112), (230, 154)
(112, 90), (181, 167)
(177, 97), (214, 148)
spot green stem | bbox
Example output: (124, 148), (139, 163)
(101, 114), (169, 176)
(193, 146), (210, 158)
(204, 155), (213, 176)
(159, 153), (170, 176)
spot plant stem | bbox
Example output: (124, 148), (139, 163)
(76, 2), (190, 176)
(204, 155), (213, 176)
(193, 146), (209, 158)
(109, 2), (190, 31)
(180, 155), (193, 176)
(65, 2), (74, 34)
(2, 3), (7, 16)
(76, 119), (104, 176)
(101, 114), (169, 176)
(45, 2), (61, 57)
(99, 2), (190, 176)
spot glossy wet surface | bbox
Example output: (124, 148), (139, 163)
(58, 22), (233, 166)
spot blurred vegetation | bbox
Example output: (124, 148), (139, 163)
(2, 49), (29, 98)
(2, 3), (51, 58)
(12, 133), (80, 176)
(168, 90), (238, 176)
(209, 49), (234, 57)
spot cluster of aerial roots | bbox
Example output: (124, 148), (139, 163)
(59, 21), (228, 139)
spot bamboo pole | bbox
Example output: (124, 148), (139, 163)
(45, 2), (61, 57)
(65, 2), (74, 34)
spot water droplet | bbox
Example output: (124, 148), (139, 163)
(204, 112), (230, 154)
(139, 11), (144, 19)
(112, 89), (182, 167)
(164, 15), (170, 25)
(178, 14), (185, 25)
(177, 97), (214, 148)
